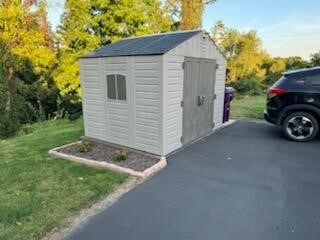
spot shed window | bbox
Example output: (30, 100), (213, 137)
(107, 74), (126, 100)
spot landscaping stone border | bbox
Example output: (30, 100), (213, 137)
(49, 142), (167, 178)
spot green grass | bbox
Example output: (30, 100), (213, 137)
(0, 119), (128, 240)
(230, 94), (266, 119)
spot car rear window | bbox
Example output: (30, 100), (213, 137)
(272, 76), (287, 87)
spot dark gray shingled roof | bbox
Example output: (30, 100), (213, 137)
(80, 30), (202, 58)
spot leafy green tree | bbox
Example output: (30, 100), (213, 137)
(262, 56), (312, 85)
(54, 0), (172, 97)
(284, 56), (310, 70)
(0, 0), (55, 137)
(229, 74), (265, 95)
(211, 20), (268, 83)
(310, 51), (320, 66)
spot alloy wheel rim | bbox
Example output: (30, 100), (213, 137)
(286, 116), (314, 140)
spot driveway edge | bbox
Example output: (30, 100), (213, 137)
(43, 176), (144, 240)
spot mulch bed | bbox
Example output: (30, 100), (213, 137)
(57, 141), (160, 172)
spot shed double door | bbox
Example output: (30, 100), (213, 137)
(182, 57), (216, 145)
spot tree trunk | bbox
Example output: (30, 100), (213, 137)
(5, 66), (14, 112)
(180, 0), (204, 30)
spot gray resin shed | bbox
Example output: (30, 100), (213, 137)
(79, 30), (227, 156)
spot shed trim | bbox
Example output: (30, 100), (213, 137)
(80, 30), (202, 59)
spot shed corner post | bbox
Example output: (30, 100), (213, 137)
(79, 58), (87, 138)
(127, 56), (136, 148)
(160, 54), (167, 156)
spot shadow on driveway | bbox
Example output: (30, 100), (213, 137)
(65, 119), (320, 240)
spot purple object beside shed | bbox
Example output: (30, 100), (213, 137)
(223, 87), (235, 123)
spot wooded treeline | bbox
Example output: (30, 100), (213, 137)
(0, 0), (319, 138)
(211, 21), (320, 94)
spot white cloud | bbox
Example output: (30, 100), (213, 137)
(263, 37), (320, 59)
(257, 16), (320, 59)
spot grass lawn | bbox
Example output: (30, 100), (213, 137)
(0, 119), (128, 240)
(230, 94), (266, 119)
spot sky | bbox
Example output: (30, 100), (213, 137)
(47, 0), (320, 59)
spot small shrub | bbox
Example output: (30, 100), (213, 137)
(77, 141), (91, 153)
(230, 76), (265, 95)
(114, 149), (128, 162)
(0, 113), (20, 139)
(19, 124), (34, 135)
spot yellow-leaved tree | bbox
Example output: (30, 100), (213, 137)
(211, 20), (269, 83)
(0, 0), (55, 137)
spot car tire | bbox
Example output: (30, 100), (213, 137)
(282, 112), (319, 142)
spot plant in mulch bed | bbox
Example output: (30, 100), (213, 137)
(77, 140), (91, 153)
(114, 149), (129, 162)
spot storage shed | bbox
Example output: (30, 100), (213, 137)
(79, 30), (227, 156)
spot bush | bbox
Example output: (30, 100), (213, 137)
(77, 140), (91, 153)
(113, 149), (128, 162)
(0, 84), (21, 139)
(0, 114), (20, 139)
(229, 76), (265, 95)
(59, 93), (82, 121)
(18, 124), (34, 135)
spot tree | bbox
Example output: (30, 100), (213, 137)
(180, 0), (216, 30)
(166, 0), (217, 30)
(211, 21), (268, 82)
(54, 0), (172, 98)
(284, 56), (310, 70)
(310, 51), (320, 66)
(0, 0), (55, 137)
(0, 0), (54, 74)
(262, 57), (286, 85)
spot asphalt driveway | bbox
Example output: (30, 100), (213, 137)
(65, 119), (320, 240)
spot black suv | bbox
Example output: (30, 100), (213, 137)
(264, 67), (320, 142)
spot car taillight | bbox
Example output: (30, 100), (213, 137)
(267, 87), (286, 98)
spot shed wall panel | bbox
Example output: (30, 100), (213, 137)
(103, 57), (130, 146)
(133, 56), (162, 155)
(80, 58), (106, 140)
(162, 55), (184, 154)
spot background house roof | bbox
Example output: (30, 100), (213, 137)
(80, 30), (202, 58)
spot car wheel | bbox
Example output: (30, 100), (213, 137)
(282, 112), (319, 142)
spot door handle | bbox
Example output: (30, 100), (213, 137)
(198, 95), (206, 105)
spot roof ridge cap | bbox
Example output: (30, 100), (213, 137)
(121, 29), (203, 41)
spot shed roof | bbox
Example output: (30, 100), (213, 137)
(80, 30), (202, 58)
